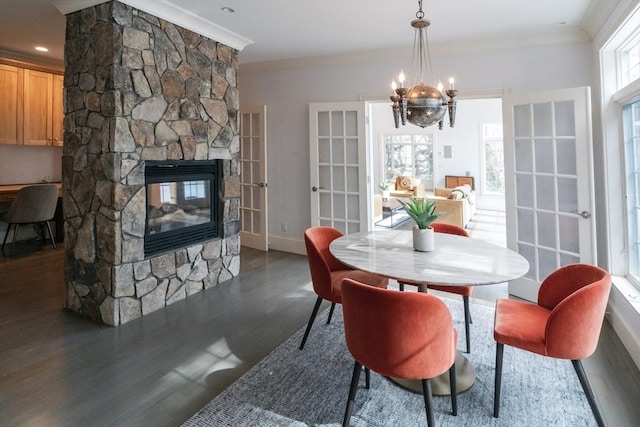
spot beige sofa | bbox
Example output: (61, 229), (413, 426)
(426, 186), (476, 228)
(373, 185), (475, 229)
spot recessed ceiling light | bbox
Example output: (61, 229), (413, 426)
(221, 6), (235, 13)
(35, 46), (49, 52)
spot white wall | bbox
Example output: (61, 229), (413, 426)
(238, 41), (594, 252)
(0, 145), (63, 185)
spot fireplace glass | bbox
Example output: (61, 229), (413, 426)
(145, 160), (221, 256)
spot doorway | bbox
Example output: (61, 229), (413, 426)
(368, 98), (506, 236)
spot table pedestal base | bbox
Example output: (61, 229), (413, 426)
(390, 352), (475, 396)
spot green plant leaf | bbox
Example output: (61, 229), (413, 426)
(397, 197), (445, 229)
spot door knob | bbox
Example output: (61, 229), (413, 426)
(312, 186), (325, 192)
(571, 210), (591, 219)
(253, 182), (266, 188)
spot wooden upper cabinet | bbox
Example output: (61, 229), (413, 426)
(0, 61), (63, 147)
(23, 69), (54, 146)
(0, 64), (23, 145)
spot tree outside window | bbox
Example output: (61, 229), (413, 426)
(383, 134), (433, 182)
(482, 123), (505, 194)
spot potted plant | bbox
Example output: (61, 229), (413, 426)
(397, 197), (444, 251)
(378, 181), (390, 200)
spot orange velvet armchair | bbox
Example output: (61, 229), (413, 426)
(341, 278), (458, 427)
(300, 226), (388, 350)
(398, 222), (474, 353)
(493, 263), (612, 426)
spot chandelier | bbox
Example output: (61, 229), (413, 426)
(390, 0), (457, 129)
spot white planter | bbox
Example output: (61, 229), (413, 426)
(413, 227), (435, 252)
(382, 190), (390, 201)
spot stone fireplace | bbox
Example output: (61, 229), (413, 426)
(62, 1), (241, 326)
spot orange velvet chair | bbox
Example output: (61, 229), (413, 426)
(341, 278), (458, 427)
(299, 226), (389, 350)
(493, 264), (612, 426)
(398, 222), (474, 353)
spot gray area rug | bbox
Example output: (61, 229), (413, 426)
(183, 298), (596, 426)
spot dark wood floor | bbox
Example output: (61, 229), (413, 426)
(1, 240), (639, 426)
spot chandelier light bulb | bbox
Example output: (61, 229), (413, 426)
(398, 71), (405, 87)
(449, 77), (455, 90)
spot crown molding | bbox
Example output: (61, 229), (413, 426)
(239, 27), (590, 74)
(0, 48), (64, 72)
(50, 0), (254, 51)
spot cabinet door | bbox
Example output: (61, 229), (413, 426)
(23, 69), (53, 146)
(51, 74), (64, 146)
(0, 64), (23, 145)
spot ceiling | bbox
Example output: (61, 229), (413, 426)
(0, 0), (623, 68)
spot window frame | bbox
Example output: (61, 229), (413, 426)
(600, 1), (640, 289)
(380, 132), (436, 189)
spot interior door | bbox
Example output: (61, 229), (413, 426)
(240, 105), (268, 251)
(503, 87), (596, 302)
(309, 102), (369, 234)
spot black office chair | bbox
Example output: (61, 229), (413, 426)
(2, 184), (59, 253)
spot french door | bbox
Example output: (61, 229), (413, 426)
(240, 105), (268, 251)
(503, 87), (596, 302)
(309, 102), (370, 234)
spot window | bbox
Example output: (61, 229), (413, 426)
(601, 3), (640, 289)
(481, 123), (505, 194)
(383, 134), (434, 182)
(183, 180), (206, 200)
(619, 32), (640, 87)
(624, 99), (640, 282)
(159, 183), (175, 204)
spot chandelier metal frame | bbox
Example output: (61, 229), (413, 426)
(390, 0), (458, 129)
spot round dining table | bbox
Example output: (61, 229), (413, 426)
(329, 229), (530, 395)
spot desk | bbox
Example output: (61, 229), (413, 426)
(330, 229), (529, 394)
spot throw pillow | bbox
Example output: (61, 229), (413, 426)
(448, 190), (464, 200)
(396, 176), (414, 191)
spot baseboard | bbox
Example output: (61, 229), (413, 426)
(608, 278), (640, 371)
(268, 235), (306, 255)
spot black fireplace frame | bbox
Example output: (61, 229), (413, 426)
(144, 159), (222, 257)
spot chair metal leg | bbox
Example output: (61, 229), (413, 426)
(327, 302), (336, 324)
(1, 223), (12, 252)
(343, 361), (362, 427)
(463, 295), (471, 353)
(299, 296), (323, 350)
(421, 379), (435, 427)
(572, 359), (605, 427)
(11, 224), (20, 253)
(494, 342), (504, 418)
(364, 366), (370, 389)
(449, 364), (457, 416)
(44, 221), (56, 249)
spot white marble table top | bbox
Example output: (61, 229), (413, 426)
(330, 229), (529, 286)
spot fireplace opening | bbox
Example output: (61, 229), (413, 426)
(144, 160), (222, 257)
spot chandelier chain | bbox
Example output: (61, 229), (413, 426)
(416, 0), (424, 19)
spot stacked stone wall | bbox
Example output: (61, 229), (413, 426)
(63, 1), (240, 326)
